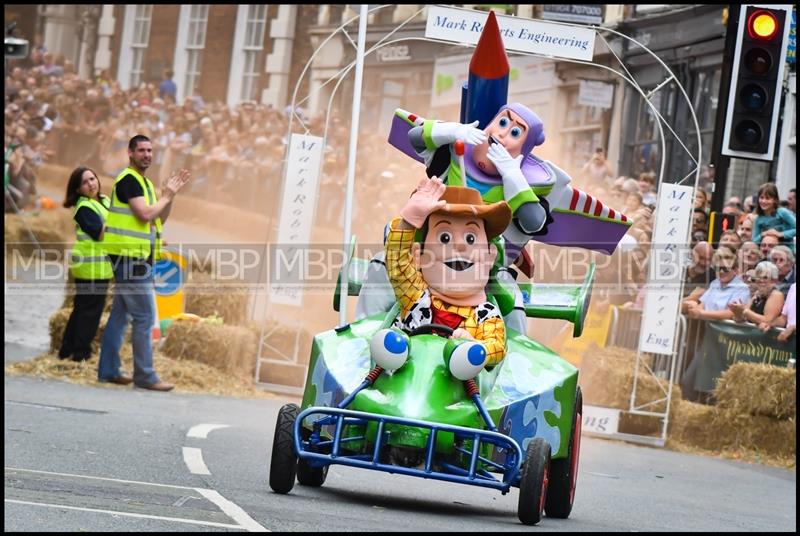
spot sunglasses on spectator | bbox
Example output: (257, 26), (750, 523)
(744, 275), (767, 283)
(714, 265), (733, 274)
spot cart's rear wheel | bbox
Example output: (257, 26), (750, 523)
(517, 437), (551, 525)
(545, 387), (582, 518)
(269, 403), (299, 494)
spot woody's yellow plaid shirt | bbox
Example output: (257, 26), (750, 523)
(385, 217), (506, 366)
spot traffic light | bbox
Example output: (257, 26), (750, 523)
(707, 211), (737, 247)
(721, 5), (791, 161)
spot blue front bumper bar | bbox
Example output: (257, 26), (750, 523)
(295, 407), (523, 493)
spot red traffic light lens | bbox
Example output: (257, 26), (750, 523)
(747, 10), (778, 41)
(744, 48), (772, 75)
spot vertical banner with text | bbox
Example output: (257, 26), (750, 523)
(639, 184), (694, 355)
(271, 134), (324, 306)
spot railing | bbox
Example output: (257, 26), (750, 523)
(607, 305), (795, 392)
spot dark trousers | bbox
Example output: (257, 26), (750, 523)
(59, 278), (110, 361)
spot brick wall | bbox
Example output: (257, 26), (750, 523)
(287, 5), (318, 108)
(197, 5), (238, 105)
(142, 5), (180, 84)
(110, 5), (125, 80)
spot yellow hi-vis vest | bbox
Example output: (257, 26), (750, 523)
(69, 195), (113, 280)
(103, 167), (163, 261)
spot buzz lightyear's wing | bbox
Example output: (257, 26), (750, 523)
(387, 108), (425, 163)
(536, 160), (633, 255)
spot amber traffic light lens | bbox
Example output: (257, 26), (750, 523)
(748, 11), (778, 40)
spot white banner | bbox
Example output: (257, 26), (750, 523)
(578, 80), (614, 109)
(582, 405), (620, 435)
(431, 53), (556, 108)
(271, 134), (324, 306)
(425, 5), (595, 62)
(639, 184), (694, 355)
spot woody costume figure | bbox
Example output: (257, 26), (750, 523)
(386, 175), (512, 367)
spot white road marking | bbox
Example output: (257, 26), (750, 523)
(187, 423), (231, 439)
(4, 499), (242, 530)
(182, 447), (211, 475)
(4, 467), (197, 490)
(6, 467), (268, 531)
(196, 489), (270, 532)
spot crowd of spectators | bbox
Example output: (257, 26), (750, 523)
(571, 146), (796, 344)
(575, 151), (796, 403)
(5, 54), (796, 314)
(5, 55), (413, 242)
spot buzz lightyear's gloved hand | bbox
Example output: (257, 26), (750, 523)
(488, 143), (546, 235)
(431, 120), (487, 147)
(487, 142), (525, 181)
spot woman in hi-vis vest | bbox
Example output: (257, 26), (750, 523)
(59, 166), (116, 364)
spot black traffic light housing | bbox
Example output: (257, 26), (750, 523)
(721, 5), (791, 161)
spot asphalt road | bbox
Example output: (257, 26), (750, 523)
(4, 375), (796, 532)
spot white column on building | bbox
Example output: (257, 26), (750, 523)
(317, 5), (331, 26)
(393, 4), (424, 23)
(261, 5), (298, 109)
(775, 72), (796, 199)
(341, 5), (361, 25)
(172, 5), (191, 104)
(307, 30), (346, 118)
(77, 6), (101, 79)
(516, 5), (534, 19)
(93, 5), (116, 75)
(42, 5), (80, 66)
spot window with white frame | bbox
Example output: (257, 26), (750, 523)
(240, 5), (267, 102)
(129, 5), (153, 89)
(184, 5), (209, 98)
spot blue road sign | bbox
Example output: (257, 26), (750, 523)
(153, 259), (184, 296)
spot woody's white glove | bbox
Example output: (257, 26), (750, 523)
(430, 120), (487, 147)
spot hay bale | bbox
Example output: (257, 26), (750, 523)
(715, 362), (796, 420)
(5, 347), (275, 399)
(254, 317), (313, 363)
(670, 400), (796, 458)
(618, 413), (664, 437)
(48, 307), (111, 356)
(184, 272), (250, 325)
(4, 210), (74, 259)
(161, 319), (257, 378)
(579, 345), (681, 413)
(668, 400), (719, 449)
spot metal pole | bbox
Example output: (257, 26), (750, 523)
(338, 4), (368, 327)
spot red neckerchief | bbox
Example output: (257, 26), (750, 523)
(431, 305), (465, 334)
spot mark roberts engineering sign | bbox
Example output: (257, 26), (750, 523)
(425, 5), (596, 62)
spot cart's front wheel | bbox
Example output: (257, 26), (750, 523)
(269, 403), (299, 494)
(518, 438), (551, 526)
(546, 387), (582, 518)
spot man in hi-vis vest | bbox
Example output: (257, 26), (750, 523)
(98, 135), (189, 391)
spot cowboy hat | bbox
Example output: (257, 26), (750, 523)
(433, 186), (511, 240)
